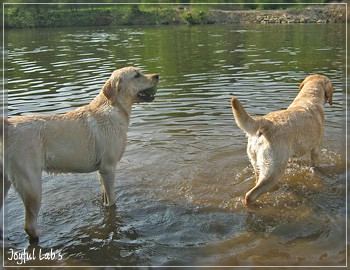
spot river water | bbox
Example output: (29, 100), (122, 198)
(2, 24), (346, 267)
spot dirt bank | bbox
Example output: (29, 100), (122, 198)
(208, 5), (346, 24)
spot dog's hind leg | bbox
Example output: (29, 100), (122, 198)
(0, 174), (11, 238)
(0, 174), (11, 210)
(247, 138), (261, 184)
(244, 164), (285, 205)
(248, 159), (260, 187)
(310, 146), (321, 167)
(12, 162), (42, 241)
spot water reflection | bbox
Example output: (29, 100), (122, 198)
(62, 206), (146, 266)
(4, 23), (346, 267)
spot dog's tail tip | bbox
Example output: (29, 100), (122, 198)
(231, 96), (239, 106)
(231, 96), (246, 116)
(231, 96), (260, 135)
(231, 96), (244, 112)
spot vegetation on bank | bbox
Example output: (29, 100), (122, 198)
(6, 5), (202, 28)
(4, 2), (345, 29)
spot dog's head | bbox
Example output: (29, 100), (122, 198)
(102, 67), (159, 106)
(299, 74), (333, 105)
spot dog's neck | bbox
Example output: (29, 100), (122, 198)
(89, 94), (131, 122)
(114, 99), (132, 121)
(292, 84), (327, 107)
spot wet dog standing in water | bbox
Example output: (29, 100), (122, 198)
(1, 67), (159, 241)
(231, 74), (333, 205)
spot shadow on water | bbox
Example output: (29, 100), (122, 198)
(3, 205), (149, 267)
(60, 206), (147, 266)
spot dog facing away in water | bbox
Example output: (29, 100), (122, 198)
(1, 67), (159, 241)
(231, 74), (333, 205)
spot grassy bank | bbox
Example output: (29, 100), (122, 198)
(4, 4), (346, 29)
(4, 5), (212, 28)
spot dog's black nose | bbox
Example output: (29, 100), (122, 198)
(153, 74), (159, 80)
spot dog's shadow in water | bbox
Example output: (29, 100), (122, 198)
(3, 205), (146, 267)
(57, 204), (147, 266)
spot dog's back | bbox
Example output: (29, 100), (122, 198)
(232, 98), (324, 159)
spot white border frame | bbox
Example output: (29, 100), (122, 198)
(2, 2), (348, 268)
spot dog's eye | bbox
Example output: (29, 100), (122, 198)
(134, 72), (141, 78)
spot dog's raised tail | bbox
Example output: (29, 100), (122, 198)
(231, 97), (260, 136)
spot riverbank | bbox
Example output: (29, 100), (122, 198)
(4, 4), (346, 29)
(210, 5), (346, 24)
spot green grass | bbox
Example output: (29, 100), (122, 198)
(5, 5), (223, 28)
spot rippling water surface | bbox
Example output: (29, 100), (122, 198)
(2, 24), (346, 267)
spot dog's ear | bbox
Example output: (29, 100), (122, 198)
(102, 78), (113, 100)
(102, 76), (121, 105)
(299, 76), (312, 91)
(325, 81), (333, 105)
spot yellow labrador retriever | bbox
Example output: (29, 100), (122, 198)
(1, 67), (159, 240)
(231, 74), (333, 205)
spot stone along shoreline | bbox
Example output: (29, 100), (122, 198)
(208, 5), (345, 24)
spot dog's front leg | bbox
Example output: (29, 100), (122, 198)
(98, 168), (116, 207)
